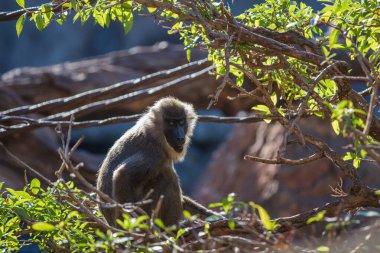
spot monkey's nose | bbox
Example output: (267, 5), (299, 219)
(177, 137), (185, 144)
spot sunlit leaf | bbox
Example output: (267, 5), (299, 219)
(331, 120), (340, 135)
(30, 178), (41, 195)
(154, 218), (165, 229)
(228, 220), (235, 230)
(307, 210), (326, 224)
(250, 202), (275, 231)
(176, 228), (188, 239)
(6, 188), (32, 199)
(186, 49), (191, 62)
(16, 0), (25, 8)
(16, 14), (26, 37)
(329, 29), (340, 48)
(317, 246), (330, 252)
(31, 222), (56, 231)
(35, 13), (45, 31)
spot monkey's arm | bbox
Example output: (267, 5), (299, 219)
(182, 195), (222, 219)
(112, 154), (151, 204)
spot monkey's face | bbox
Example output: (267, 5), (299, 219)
(163, 115), (188, 153)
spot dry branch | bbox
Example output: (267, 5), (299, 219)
(275, 186), (380, 233)
(0, 58), (209, 117)
(244, 151), (324, 165)
(0, 114), (280, 138)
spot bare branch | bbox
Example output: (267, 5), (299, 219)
(0, 114), (280, 138)
(275, 186), (380, 233)
(0, 59), (209, 117)
(363, 79), (379, 135)
(302, 133), (360, 183)
(207, 34), (234, 109)
(0, 142), (53, 186)
(244, 151), (324, 165)
(332, 76), (369, 81)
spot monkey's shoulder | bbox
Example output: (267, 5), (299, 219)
(109, 130), (164, 158)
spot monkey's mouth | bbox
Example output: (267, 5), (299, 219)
(173, 145), (184, 153)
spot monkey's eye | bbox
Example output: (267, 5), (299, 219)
(179, 120), (185, 125)
(168, 121), (175, 126)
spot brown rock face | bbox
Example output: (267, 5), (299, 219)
(194, 116), (380, 217)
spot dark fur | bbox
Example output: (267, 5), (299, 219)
(97, 97), (215, 226)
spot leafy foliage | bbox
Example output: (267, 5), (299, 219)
(0, 179), (99, 252)
(0, 178), (176, 252)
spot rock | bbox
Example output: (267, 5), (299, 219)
(194, 116), (380, 217)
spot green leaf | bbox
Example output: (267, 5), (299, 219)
(122, 12), (133, 34)
(307, 210), (326, 224)
(360, 149), (367, 159)
(251, 104), (270, 113)
(342, 152), (354, 161)
(30, 178), (41, 195)
(93, 10), (105, 27)
(154, 218), (165, 229)
(6, 188), (32, 199)
(35, 13), (45, 31)
(204, 222), (210, 235)
(31, 222), (56, 231)
(42, 4), (53, 21)
(317, 246), (330, 252)
(0, 182), (3, 190)
(186, 49), (191, 62)
(16, 0), (25, 8)
(321, 46), (330, 57)
(331, 120), (340, 135)
(13, 206), (30, 219)
(147, 7), (157, 13)
(16, 14), (26, 37)
(375, 190), (380, 196)
(330, 44), (346, 50)
(256, 205), (274, 231)
(353, 157), (360, 169)
(176, 228), (188, 239)
(251, 202), (275, 231)
(208, 202), (222, 208)
(228, 220), (235, 230)
(103, 10), (110, 27)
(329, 29), (340, 48)
(182, 210), (193, 221)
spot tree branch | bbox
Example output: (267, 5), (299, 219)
(0, 114), (280, 138)
(0, 59), (209, 117)
(244, 151), (324, 165)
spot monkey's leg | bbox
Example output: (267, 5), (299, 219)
(182, 195), (221, 219)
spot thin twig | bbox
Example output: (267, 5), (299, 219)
(0, 114), (281, 138)
(244, 151), (324, 165)
(207, 34), (234, 109)
(0, 142), (53, 186)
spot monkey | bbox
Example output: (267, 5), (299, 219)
(97, 97), (218, 227)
